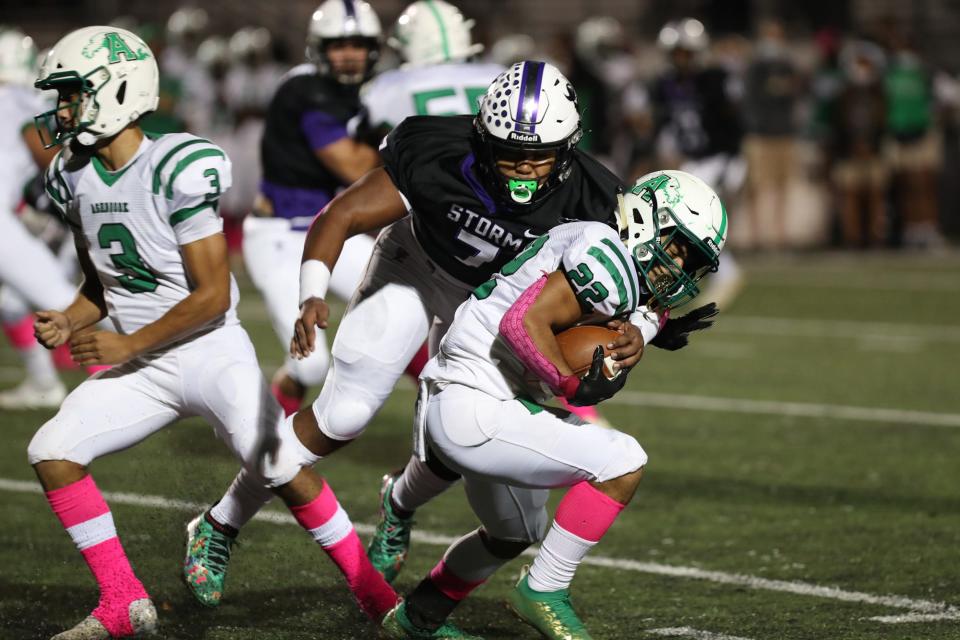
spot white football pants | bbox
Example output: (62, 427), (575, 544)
(27, 324), (311, 487)
(242, 215), (376, 387)
(424, 383), (647, 541)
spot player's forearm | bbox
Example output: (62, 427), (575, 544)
(499, 276), (577, 397)
(302, 204), (353, 270)
(324, 141), (381, 184)
(63, 285), (107, 333)
(126, 286), (230, 356)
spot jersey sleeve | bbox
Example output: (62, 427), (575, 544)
(153, 136), (233, 245)
(560, 223), (641, 318)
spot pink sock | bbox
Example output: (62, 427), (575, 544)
(272, 383), (302, 417)
(429, 560), (485, 601)
(554, 481), (625, 542)
(290, 481), (399, 619)
(52, 343), (78, 369)
(3, 316), (36, 350)
(528, 481), (626, 592)
(46, 475), (149, 636)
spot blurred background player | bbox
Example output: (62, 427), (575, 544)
(649, 18), (745, 309)
(0, 28), (78, 409)
(28, 26), (398, 636)
(356, 0), (501, 141)
(243, 0), (383, 417)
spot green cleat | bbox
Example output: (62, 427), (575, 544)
(182, 512), (236, 607)
(380, 601), (483, 639)
(506, 567), (594, 640)
(367, 471), (414, 583)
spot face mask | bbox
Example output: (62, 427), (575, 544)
(509, 178), (539, 203)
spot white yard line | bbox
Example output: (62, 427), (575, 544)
(2, 477), (957, 625)
(610, 391), (960, 428)
(715, 315), (960, 344)
(746, 273), (960, 293)
(648, 627), (755, 640)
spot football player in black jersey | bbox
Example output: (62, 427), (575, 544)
(190, 61), (668, 630)
(242, 0), (382, 421)
(650, 18), (746, 310)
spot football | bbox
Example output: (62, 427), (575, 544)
(555, 325), (621, 379)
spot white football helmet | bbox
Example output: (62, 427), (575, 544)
(617, 170), (727, 309)
(307, 0), (381, 84)
(166, 7), (209, 48)
(473, 60), (582, 207)
(0, 28), (38, 86)
(34, 26), (159, 148)
(658, 18), (709, 53)
(390, 0), (483, 67)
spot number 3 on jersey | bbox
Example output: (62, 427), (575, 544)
(98, 223), (159, 293)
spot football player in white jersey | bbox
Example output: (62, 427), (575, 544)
(27, 26), (398, 639)
(381, 170), (727, 639)
(0, 28), (79, 408)
(358, 0), (503, 135)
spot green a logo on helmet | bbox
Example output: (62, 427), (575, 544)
(82, 32), (151, 63)
(632, 173), (682, 207)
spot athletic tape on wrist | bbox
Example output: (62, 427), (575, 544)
(299, 260), (331, 306)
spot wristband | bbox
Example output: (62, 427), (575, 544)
(299, 260), (331, 306)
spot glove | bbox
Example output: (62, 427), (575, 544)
(649, 303), (719, 351)
(568, 346), (628, 406)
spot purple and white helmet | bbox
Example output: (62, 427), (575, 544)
(472, 60), (582, 207)
(307, 0), (382, 84)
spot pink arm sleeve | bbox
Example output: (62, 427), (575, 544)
(499, 275), (580, 399)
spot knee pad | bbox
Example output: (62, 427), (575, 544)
(314, 392), (377, 442)
(27, 422), (71, 465)
(256, 415), (319, 488)
(479, 529), (534, 560)
(599, 433), (648, 482)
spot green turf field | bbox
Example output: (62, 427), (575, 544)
(2, 252), (959, 640)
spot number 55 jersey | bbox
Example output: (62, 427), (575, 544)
(44, 133), (239, 340)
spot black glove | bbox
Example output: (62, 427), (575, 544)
(649, 303), (719, 351)
(569, 346), (628, 406)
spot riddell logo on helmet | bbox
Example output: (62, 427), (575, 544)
(508, 131), (541, 143)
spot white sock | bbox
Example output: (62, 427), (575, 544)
(23, 345), (58, 387)
(527, 522), (596, 592)
(391, 455), (457, 513)
(209, 469), (275, 530)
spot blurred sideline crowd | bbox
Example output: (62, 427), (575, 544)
(13, 6), (960, 253)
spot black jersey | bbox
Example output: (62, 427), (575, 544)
(650, 67), (742, 159)
(381, 115), (624, 287)
(261, 64), (360, 192)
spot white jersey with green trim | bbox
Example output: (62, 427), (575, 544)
(361, 61), (504, 130)
(44, 132), (239, 341)
(423, 220), (646, 401)
(0, 85), (49, 212)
